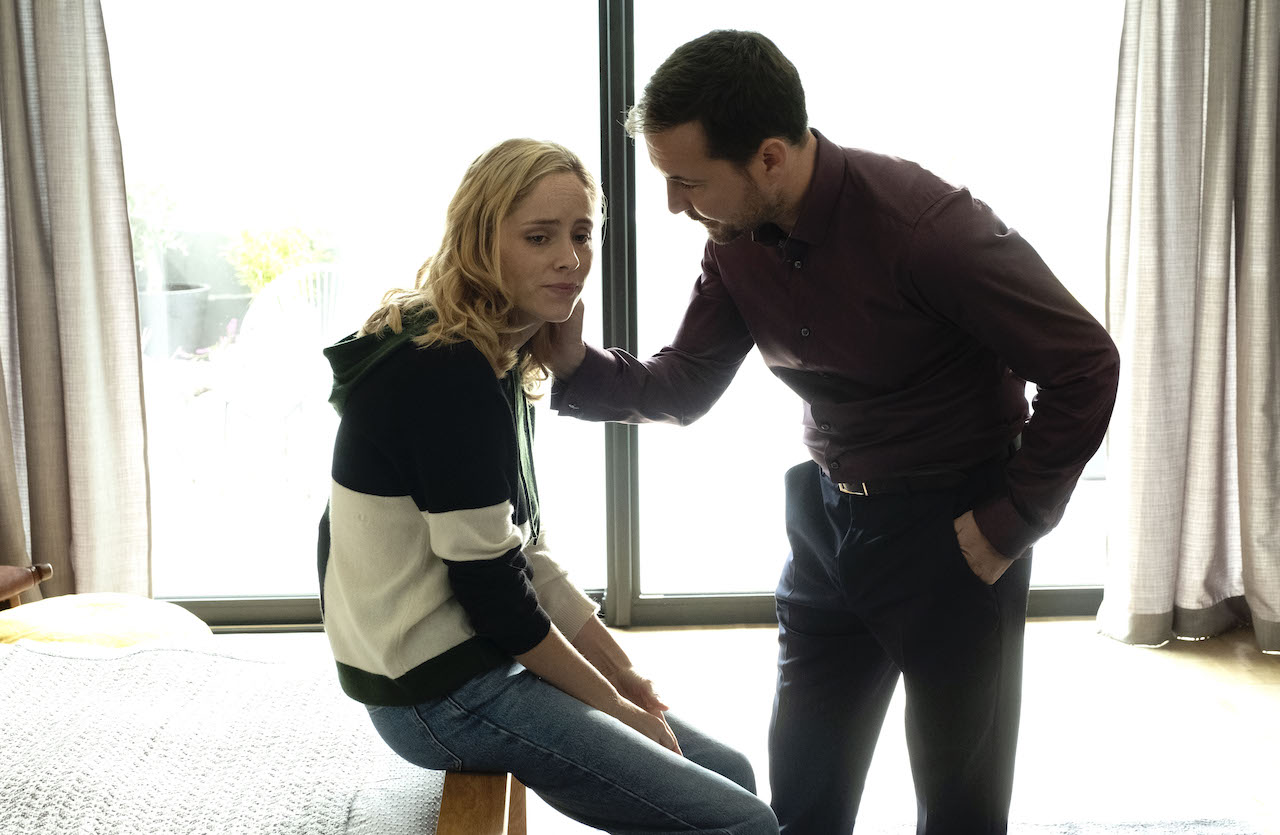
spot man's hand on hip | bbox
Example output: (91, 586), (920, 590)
(953, 510), (1015, 584)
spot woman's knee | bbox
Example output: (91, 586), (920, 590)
(668, 716), (759, 794)
(729, 796), (779, 835)
(704, 744), (758, 794)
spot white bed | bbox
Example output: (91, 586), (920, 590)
(0, 639), (445, 835)
(0, 566), (525, 835)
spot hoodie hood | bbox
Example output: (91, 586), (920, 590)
(323, 309), (437, 415)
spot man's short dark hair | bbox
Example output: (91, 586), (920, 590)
(626, 30), (809, 166)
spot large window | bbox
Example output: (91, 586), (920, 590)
(104, 1), (605, 598)
(633, 1), (1123, 595)
(105, 1), (1121, 618)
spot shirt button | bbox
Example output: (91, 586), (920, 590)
(820, 422), (831, 431)
(829, 461), (841, 471)
(793, 260), (802, 269)
(568, 402), (581, 410)
(800, 327), (811, 337)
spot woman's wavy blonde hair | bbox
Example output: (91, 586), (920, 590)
(358, 138), (599, 394)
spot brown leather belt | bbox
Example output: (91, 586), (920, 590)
(837, 472), (968, 496)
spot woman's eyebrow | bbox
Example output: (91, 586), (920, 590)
(519, 217), (594, 227)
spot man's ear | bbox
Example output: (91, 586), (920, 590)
(757, 137), (791, 176)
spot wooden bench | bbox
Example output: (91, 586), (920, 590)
(0, 563), (527, 833)
(439, 770), (527, 835)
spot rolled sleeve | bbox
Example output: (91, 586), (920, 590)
(522, 530), (599, 641)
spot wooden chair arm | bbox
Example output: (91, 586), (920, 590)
(0, 563), (53, 609)
(436, 771), (526, 835)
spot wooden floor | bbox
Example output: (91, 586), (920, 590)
(526, 619), (1280, 834)
(220, 619), (1280, 833)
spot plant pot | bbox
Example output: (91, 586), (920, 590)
(201, 291), (253, 349)
(137, 283), (211, 358)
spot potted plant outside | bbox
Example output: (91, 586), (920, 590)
(223, 227), (333, 297)
(128, 184), (209, 358)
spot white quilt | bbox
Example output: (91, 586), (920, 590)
(0, 641), (442, 835)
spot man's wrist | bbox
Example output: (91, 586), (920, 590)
(551, 343), (587, 380)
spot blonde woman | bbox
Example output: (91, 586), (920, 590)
(318, 139), (777, 835)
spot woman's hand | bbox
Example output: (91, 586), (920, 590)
(516, 624), (682, 756)
(610, 697), (682, 756)
(564, 615), (681, 754)
(610, 666), (670, 717)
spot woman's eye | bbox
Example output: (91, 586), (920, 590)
(527, 235), (548, 245)
(574, 233), (592, 244)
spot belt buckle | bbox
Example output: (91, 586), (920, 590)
(839, 481), (870, 496)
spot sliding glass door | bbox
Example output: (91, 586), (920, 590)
(104, 0), (606, 601)
(628, 0), (1123, 613)
(105, 0), (1120, 625)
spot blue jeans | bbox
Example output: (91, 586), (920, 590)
(367, 661), (778, 835)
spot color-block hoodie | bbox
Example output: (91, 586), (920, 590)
(318, 313), (598, 706)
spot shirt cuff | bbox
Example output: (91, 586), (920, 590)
(535, 577), (600, 643)
(972, 496), (1040, 560)
(550, 344), (615, 415)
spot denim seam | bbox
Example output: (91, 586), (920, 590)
(405, 703), (462, 769)
(444, 695), (732, 834)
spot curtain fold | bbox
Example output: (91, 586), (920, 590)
(1234, 0), (1280, 651)
(0, 0), (149, 597)
(1102, 0), (1278, 653)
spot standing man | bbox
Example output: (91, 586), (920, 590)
(549, 29), (1119, 834)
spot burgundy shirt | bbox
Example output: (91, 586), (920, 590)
(553, 130), (1119, 559)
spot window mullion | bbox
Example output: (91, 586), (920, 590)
(598, 0), (639, 627)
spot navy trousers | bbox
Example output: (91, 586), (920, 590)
(768, 456), (1032, 835)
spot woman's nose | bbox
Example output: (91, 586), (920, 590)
(555, 238), (581, 270)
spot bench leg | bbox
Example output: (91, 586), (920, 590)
(508, 773), (526, 835)
(437, 771), (527, 835)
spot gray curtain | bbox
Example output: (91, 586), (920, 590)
(1101, 0), (1278, 653)
(0, 0), (149, 598)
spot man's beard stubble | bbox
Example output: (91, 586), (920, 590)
(687, 178), (781, 245)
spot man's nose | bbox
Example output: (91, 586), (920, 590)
(665, 181), (689, 215)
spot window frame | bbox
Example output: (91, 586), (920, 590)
(162, 0), (1108, 629)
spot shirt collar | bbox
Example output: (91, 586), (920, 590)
(751, 128), (843, 248)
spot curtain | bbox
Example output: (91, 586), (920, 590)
(1101, 0), (1278, 653)
(0, 0), (148, 598)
